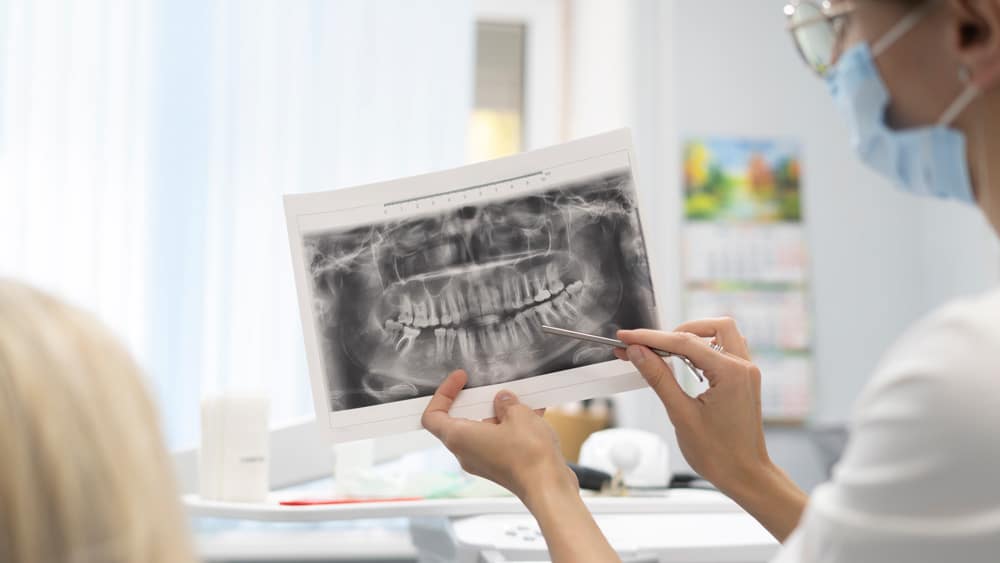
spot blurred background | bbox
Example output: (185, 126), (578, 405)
(2, 0), (998, 494)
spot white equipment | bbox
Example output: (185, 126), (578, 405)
(187, 489), (778, 562)
(579, 428), (673, 488)
(409, 494), (778, 563)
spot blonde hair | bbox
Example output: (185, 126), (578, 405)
(0, 280), (195, 563)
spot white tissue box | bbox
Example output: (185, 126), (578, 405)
(199, 394), (270, 502)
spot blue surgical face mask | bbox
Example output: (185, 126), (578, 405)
(825, 10), (981, 204)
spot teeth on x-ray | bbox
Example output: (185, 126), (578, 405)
(384, 272), (583, 359)
(304, 171), (657, 411)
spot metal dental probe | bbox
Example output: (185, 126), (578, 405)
(539, 325), (725, 383)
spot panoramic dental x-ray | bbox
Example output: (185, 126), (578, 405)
(304, 170), (656, 411)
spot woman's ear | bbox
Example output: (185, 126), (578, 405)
(950, 0), (1000, 90)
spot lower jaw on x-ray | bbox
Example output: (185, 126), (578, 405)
(305, 171), (656, 411)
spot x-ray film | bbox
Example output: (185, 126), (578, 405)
(285, 129), (660, 441)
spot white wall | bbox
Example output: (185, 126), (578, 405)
(569, 0), (999, 436)
(564, 0), (682, 444)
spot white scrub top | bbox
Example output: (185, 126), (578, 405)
(772, 287), (1000, 562)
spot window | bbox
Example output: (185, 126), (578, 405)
(3, 0), (567, 489)
(468, 22), (527, 162)
(471, 0), (565, 153)
(1, 0), (474, 457)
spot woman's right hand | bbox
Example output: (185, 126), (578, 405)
(614, 318), (770, 490)
(614, 318), (807, 541)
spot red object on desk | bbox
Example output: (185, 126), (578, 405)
(279, 497), (423, 506)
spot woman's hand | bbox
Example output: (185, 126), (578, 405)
(613, 318), (768, 488)
(613, 318), (808, 541)
(422, 370), (621, 562)
(420, 369), (576, 502)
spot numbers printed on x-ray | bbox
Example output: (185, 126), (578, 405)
(383, 171), (551, 218)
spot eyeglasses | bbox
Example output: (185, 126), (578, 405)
(784, 1), (857, 76)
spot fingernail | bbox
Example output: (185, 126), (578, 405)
(497, 391), (514, 403)
(627, 345), (646, 365)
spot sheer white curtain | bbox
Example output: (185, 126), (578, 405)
(1, 0), (474, 448)
(180, 0), (475, 447)
(0, 0), (154, 358)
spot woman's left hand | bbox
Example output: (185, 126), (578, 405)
(421, 369), (577, 502)
(422, 370), (621, 563)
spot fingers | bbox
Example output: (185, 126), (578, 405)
(673, 317), (751, 360)
(483, 407), (545, 424)
(493, 389), (520, 421)
(624, 344), (695, 416)
(618, 329), (734, 376)
(425, 372), (545, 442)
(421, 370), (468, 437)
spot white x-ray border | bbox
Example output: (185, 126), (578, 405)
(285, 129), (663, 442)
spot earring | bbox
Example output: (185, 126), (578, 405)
(959, 66), (973, 84)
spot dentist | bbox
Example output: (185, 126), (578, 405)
(423, 1), (1000, 561)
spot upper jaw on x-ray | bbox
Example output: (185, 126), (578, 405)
(305, 171), (656, 411)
